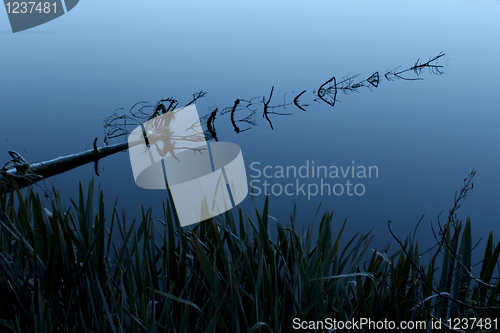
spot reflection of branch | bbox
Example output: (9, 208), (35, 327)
(154, 99), (178, 117)
(237, 107), (257, 127)
(103, 92), (207, 145)
(410, 52), (446, 76)
(261, 86), (294, 130)
(222, 99), (255, 134)
(367, 72), (380, 87)
(263, 86), (275, 130)
(3, 54), (448, 189)
(229, 99), (250, 134)
(103, 53), (446, 143)
(169, 146), (207, 155)
(385, 52), (445, 81)
(185, 90), (207, 106)
(206, 108), (218, 142)
(315, 72), (380, 106)
(293, 90), (307, 111)
(337, 74), (362, 92)
(316, 76), (337, 106)
(230, 99), (241, 133)
(103, 108), (142, 144)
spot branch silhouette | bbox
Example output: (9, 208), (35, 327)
(1, 53), (446, 189)
(104, 52), (445, 140)
(384, 52), (445, 81)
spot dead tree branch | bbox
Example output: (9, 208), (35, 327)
(385, 52), (445, 81)
(2, 53), (446, 189)
(1, 140), (129, 190)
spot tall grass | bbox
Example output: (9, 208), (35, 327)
(1, 177), (499, 332)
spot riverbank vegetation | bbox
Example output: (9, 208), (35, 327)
(1, 172), (499, 332)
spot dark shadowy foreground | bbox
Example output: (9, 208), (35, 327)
(1, 174), (499, 332)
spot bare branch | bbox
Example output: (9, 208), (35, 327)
(293, 90), (308, 111)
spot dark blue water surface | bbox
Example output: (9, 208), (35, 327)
(1, 0), (499, 253)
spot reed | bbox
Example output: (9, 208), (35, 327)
(0, 179), (499, 332)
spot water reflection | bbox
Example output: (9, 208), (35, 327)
(104, 52), (446, 143)
(1, 53), (447, 190)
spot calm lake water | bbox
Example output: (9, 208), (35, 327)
(1, 0), (499, 253)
